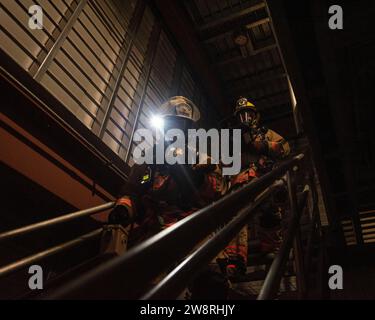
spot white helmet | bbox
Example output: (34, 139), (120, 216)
(159, 96), (201, 122)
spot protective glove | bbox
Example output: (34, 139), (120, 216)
(108, 197), (134, 227)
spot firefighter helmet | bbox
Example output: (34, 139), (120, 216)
(159, 96), (200, 122)
(235, 97), (257, 114)
(234, 97), (260, 125)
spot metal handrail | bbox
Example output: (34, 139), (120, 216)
(45, 153), (305, 299)
(0, 229), (102, 279)
(141, 180), (285, 300)
(305, 170), (320, 268)
(257, 185), (310, 300)
(0, 202), (115, 243)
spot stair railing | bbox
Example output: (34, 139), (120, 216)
(0, 202), (115, 279)
(42, 153), (308, 299)
(1, 153), (316, 300)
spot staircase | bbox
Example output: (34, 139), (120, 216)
(0, 153), (328, 300)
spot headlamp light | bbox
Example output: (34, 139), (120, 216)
(150, 115), (164, 130)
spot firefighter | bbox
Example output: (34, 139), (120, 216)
(102, 96), (229, 297)
(219, 97), (290, 279)
(106, 96), (226, 241)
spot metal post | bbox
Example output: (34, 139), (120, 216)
(97, 0), (147, 138)
(34, 0), (88, 81)
(257, 183), (309, 300)
(124, 23), (162, 163)
(288, 169), (306, 299)
(293, 223), (306, 298)
(304, 170), (319, 280)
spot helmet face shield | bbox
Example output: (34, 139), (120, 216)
(237, 109), (256, 125)
(163, 116), (195, 133)
(234, 97), (259, 126)
(162, 117), (195, 161)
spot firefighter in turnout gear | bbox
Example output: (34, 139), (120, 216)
(219, 97), (290, 279)
(106, 96), (226, 243)
(103, 96), (229, 297)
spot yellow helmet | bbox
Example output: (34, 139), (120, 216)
(234, 97), (260, 125)
(234, 97), (257, 115)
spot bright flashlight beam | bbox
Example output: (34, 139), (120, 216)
(150, 115), (164, 129)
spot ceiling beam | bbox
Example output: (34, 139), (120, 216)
(215, 43), (278, 66)
(198, 2), (266, 31)
(199, 4), (268, 41)
(203, 17), (270, 44)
